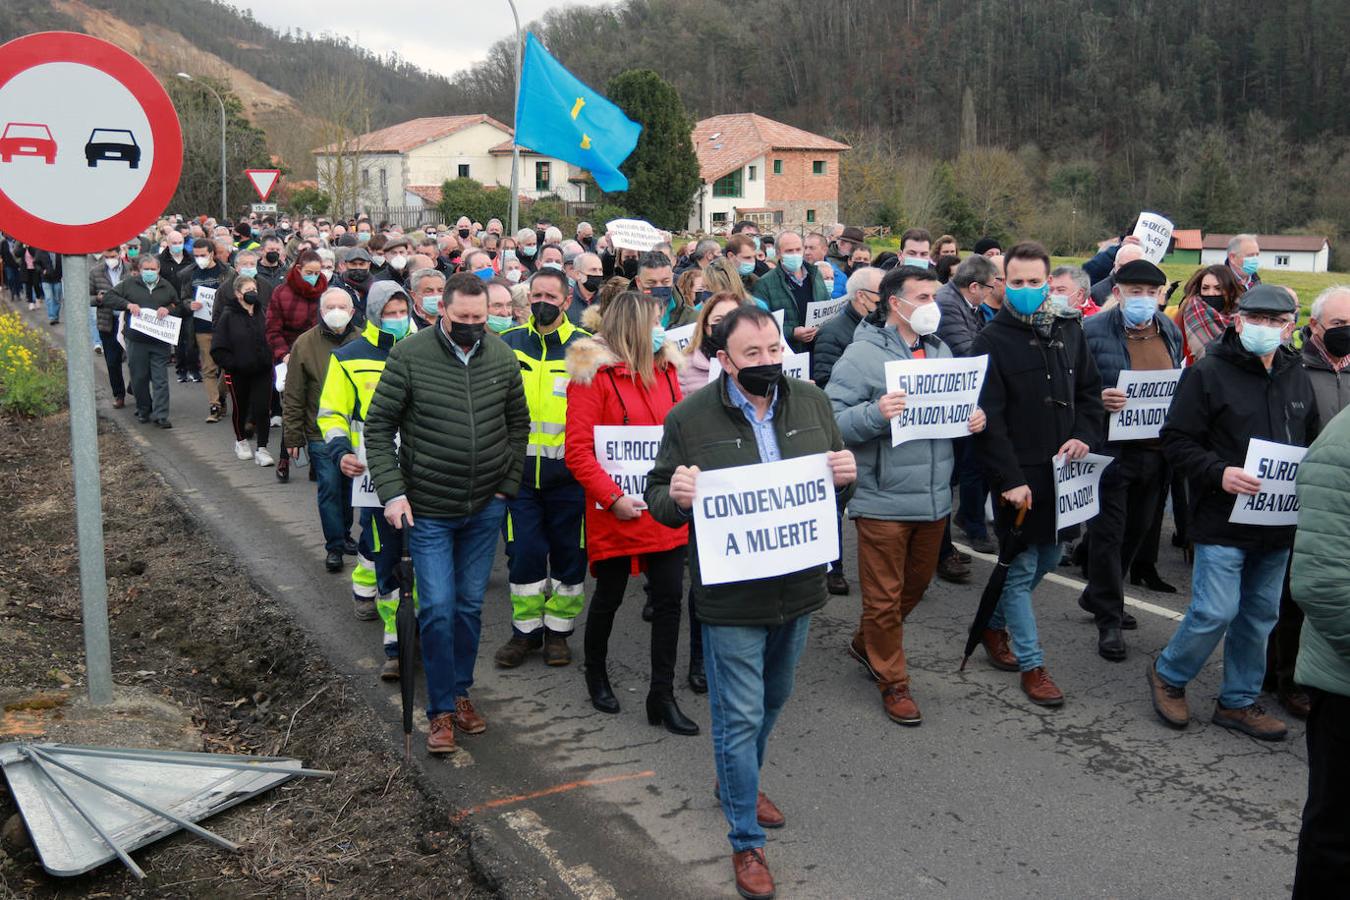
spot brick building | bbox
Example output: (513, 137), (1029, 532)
(689, 113), (850, 234)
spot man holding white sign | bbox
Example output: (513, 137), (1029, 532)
(1079, 259), (1183, 661)
(182, 240), (234, 422)
(827, 264), (985, 725)
(1151, 285), (1320, 740)
(105, 254), (185, 427)
(646, 305), (855, 900)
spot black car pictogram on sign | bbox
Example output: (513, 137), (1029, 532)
(85, 128), (141, 168)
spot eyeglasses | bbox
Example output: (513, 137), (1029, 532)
(1242, 313), (1294, 327)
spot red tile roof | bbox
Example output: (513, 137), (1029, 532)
(1202, 233), (1328, 253)
(405, 184), (443, 205)
(1171, 229), (1203, 251)
(692, 113), (850, 182)
(312, 115), (511, 155)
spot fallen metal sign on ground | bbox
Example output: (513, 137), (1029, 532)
(0, 742), (334, 878)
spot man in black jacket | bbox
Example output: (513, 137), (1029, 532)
(812, 266), (880, 388)
(1149, 285), (1319, 741)
(972, 242), (1104, 707)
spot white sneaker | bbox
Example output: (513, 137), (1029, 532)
(269, 415), (283, 428)
(254, 447), (275, 467)
(234, 439), (252, 461)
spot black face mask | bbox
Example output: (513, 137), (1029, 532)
(449, 320), (485, 347)
(583, 274), (604, 295)
(241, 290), (258, 305)
(486, 250), (498, 260)
(1199, 293), (1226, 312)
(695, 290), (712, 306)
(621, 258), (638, 279)
(730, 361), (782, 397)
(535, 228), (547, 247)
(531, 300), (562, 327)
(458, 228), (471, 239)
(1323, 324), (1350, 358)
(264, 251), (280, 264)
(701, 329), (724, 357)
(345, 269), (370, 285)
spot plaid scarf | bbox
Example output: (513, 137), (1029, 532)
(1311, 332), (1350, 373)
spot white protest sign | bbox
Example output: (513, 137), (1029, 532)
(605, 218), (663, 252)
(274, 361), (288, 393)
(593, 425), (663, 508)
(351, 429), (401, 508)
(1109, 368), (1182, 442)
(1132, 212), (1174, 264)
(1230, 438), (1306, 526)
(1055, 452), (1113, 531)
(193, 285), (216, 321)
(804, 297), (848, 329)
(127, 308), (181, 345)
(693, 454), (838, 586)
(666, 321), (697, 352)
(884, 355), (988, 445)
(707, 348), (810, 385)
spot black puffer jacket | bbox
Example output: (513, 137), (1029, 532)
(364, 324), (530, 517)
(971, 307), (1104, 544)
(1161, 327), (1319, 550)
(210, 294), (272, 376)
(811, 303), (863, 387)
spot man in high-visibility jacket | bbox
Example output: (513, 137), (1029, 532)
(316, 281), (417, 680)
(494, 268), (589, 667)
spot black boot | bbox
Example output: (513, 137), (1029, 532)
(585, 666), (620, 714)
(1130, 564), (1177, 593)
(687, 655), (707, 694)
(646, 691), (700, 736)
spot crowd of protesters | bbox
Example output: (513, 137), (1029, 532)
(4, 210), (1347, 899)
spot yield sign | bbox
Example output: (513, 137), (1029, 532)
(244, 168), (279, 202)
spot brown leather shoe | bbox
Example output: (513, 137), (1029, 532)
(732, 848), (775, 900)
(1212, 702), (1288, 741)
(713, 783), (786, 828)
(427, 713), (458, 754)
(112, 396), (125, 409)
(1147, 662), (1189, 728)
(1278, 689), (1310, 721)
(1020, 667), (1064, 707)
(936, 553), (971, 584)
(451, 696), (486, 734)
(847, 637), (881, 682)
(981, 628), (1019, 671)
(882, 684), (922, 725)
(379, 658), (400, 681)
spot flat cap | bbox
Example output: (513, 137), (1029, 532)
(840, 226), (866, 243)
(1114, 259), (1167, 286)
(1237, 283), (1296, 315)
(343, 247), (372, 264)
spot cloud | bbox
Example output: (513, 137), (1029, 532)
(232, 0), (607, 79)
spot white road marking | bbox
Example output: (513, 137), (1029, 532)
(953, 542), (1186, 622)
(501, 808), (620, 900)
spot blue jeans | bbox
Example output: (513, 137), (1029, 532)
(1156, 543), (1289, 709)
(408, 498), (507, 718)
(42, 281), (62, 322)
(309, 441), (352, 553)
(703, 614), (812, 852)
(988, 542), (1063, 671)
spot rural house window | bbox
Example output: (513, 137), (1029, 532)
(748, 165), (757, 182)
(535, 161), (551, 191)
(458, 164), (470, 178)
(361, 168), (369, 187)
(812, 160), (826, 175)
(806, 209), (816, 223)
(773, 159), (782, 175)
(712, 212), (728, 224)
(1275, 254), (1290, 266)
(712, 169), (743, 198)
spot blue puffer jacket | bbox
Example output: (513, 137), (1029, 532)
(826, 319), (955, 522)
(1082, 305), (1182, 395)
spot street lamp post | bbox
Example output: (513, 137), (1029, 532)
(506, 0), (523, 236)
(177, 73), (227, 222)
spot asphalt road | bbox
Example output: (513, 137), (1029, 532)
(43, 305), (1307, 899)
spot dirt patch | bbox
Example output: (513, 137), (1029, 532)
(0, 413), (495, 899)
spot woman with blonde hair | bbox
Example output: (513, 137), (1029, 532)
(680, 291), (744, 397)
(565, 291), (697, 734)
(701, 257), (750, 302)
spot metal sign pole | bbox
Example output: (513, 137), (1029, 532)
(507, 0), (523, 236)
(60, 253), (113, 705)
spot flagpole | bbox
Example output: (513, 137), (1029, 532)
(507, 0), (523, 236)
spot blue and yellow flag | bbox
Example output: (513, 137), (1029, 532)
(513, 33), (641, 193)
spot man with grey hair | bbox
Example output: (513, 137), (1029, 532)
(805, 231), (847, 298)
(1050, 264), (1100, 317)
(575, 221), (595, 251)
(1227, 234), (1262, 290)
(567, 251), (604, 326)
(936, 254), (996, 357)
(813, 266), (881, 388)
(408, 267), (447, 328)
(685, 238), (721, 275)
(752, 229), (831, 352)
(1090, 242), (1145, 307)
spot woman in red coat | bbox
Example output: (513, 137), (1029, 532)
(264, 250), (327, 482)
(565, 291), (697, 735)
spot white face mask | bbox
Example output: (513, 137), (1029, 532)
(104, 257), (120, 269)
(322, 308), (353, 331)
(194, 256), (211, 269)
(505, 268), (522, 283)
(371, 254), (385, 266)
(902, 300), (942, 336)
(388, 254), (408, 271)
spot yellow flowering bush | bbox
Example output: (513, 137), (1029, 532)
(0, 310), (66, 417)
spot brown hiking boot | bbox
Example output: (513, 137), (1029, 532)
(427, 713), (457, 754)
(732, 848), (775, 900)
(713, 783), (786, 829)
(881, 685), (922, 725)
(379, 658), (400, 681)
(1147, 662), (1189, 728)
(543, 630), (572, 666)
(1278, 689), (1311, 721)
(1020, 667), (1064, 707)
(451, 696), (486, 734)
(1212, 702), (1288, 741)
(936, 553), (971, 584)
(493, 632), (541, 668)
(981, 628), (1019, 671)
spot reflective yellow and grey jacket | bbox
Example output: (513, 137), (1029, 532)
(316, 319), (399, 458)
(498, 315), (590, 488)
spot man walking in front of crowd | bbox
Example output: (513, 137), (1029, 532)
(1149, 285), (1319, 740)
(493, 268), (590, 668)
(827, 265), (985, 725)
(646, 305), (856, 900)
(285, 288), (361, 573)
(972, 242), (1104, 707)
(1079, 260), (1183, 662)
(365, 273), (530, 754)
(317, 282), (416, 676)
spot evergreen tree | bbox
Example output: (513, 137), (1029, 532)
(603, 70), (700, 230)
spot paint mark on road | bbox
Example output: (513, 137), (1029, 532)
(454, 770), (655, 823)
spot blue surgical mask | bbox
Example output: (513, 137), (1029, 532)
(488, 314), (514, 333)
(357, 232), (370, 242)
(1241, 256), (1261, 275)
(737, 260), (755, 277)
(520, 245), (537, 257)
(1005, 283), (1049, 315)
(302, 273), (320, 286)
(903, 256), (929, 269)
(238, 266), (257, 278)
(140, 270), (158, 286)
(780, 252), (803, 271)
(421, 295), (441, 316)
(1239, 320), (1284, 355)
(751, 236), (761, 251)
(651, 325), (667, 353)
(1048, 293), (1072, 316)
(474, 266), (494, 281)
(1122, 296), (1156, 327)
(379, 316), (410, 339)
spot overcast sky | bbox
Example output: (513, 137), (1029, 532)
(235, 0), (608, 79)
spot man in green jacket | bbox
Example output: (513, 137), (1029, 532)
(646, 305), (856, 900)
(365, 272), (530, 755)
(751, 230), (831, 354)
(1290, 380), (1350, 894)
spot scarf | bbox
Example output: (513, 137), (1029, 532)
(1311, 332), (1350, 373)
(285, 264), (327, 300)
(1006, 303), (1057, 337)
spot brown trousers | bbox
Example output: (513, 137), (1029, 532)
(854, 517), (947, 688)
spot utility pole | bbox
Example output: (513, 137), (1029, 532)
(507, 0), (523, 236)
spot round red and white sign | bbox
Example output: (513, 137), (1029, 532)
(0, 32), (182, 254)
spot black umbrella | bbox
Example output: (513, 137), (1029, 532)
(395, 516), (418, 760)
(960, 503), (1030, 671)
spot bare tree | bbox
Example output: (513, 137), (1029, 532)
(304, 71), (374, 220)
